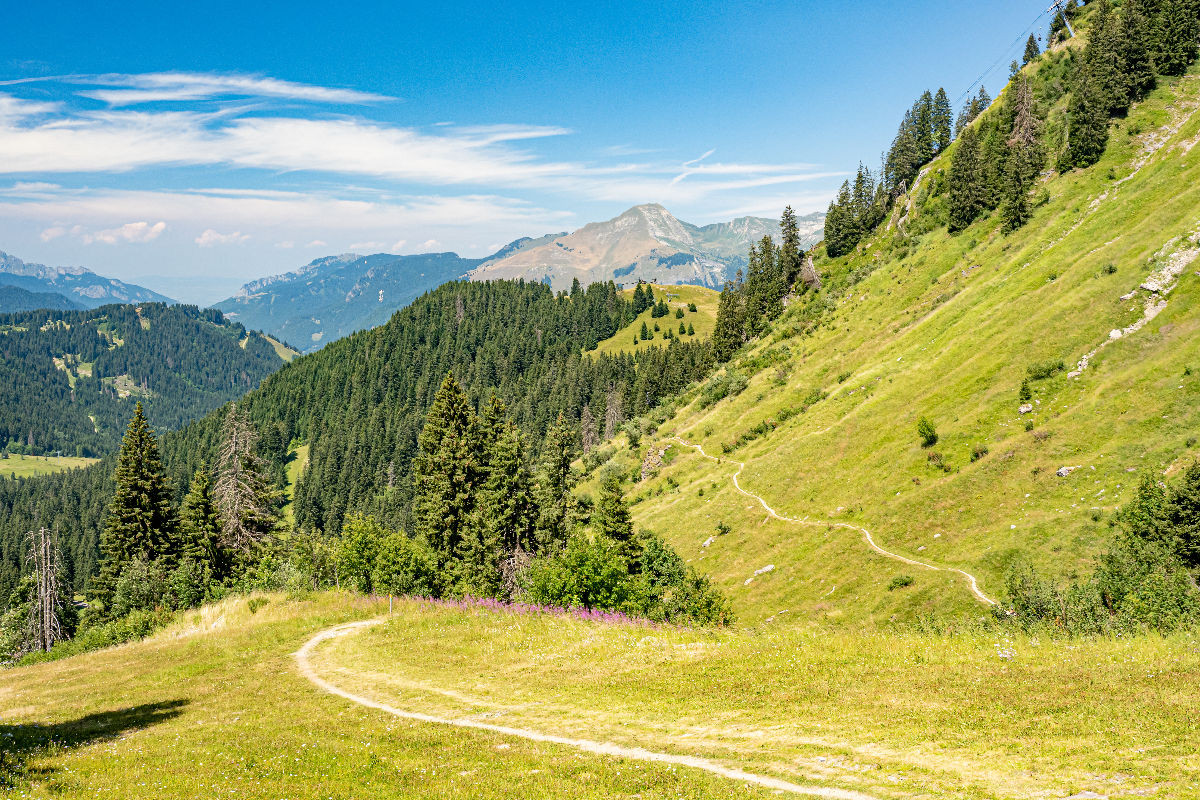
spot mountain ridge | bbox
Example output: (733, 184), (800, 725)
(0, 251), (174, 310)
(468, 203), (823, 291)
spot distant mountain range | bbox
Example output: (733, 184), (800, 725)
(468, 204), (825, 291)
(216, 205), (824, 351)
(214, 251), (485, 351)
(0, 251), (174, 312)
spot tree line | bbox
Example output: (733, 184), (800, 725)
(711, 206), (816, 361)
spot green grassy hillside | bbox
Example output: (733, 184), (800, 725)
(614, 66), (1200, 626)
(0, 594), (780, 799)
(594, 284), (717, 356)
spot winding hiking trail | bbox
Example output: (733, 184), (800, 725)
(670, 436), (996, 605)
(297, 619), (880, 800)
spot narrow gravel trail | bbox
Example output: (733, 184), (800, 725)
(671, 437), (996, 605)
(296, 619), (881, 800)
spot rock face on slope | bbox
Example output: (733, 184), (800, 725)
(0, 251), (173, 310)
(468, 204), (824, 291)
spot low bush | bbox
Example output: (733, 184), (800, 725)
(888, 575), (915, 591)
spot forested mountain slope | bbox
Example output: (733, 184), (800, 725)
(0, 303), (292, 457)
(0, 280), (714, 601)
(612, 8), (1200, 624)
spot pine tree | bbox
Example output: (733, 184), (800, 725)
(1059, 66), (1110, 170)
(687, 322), (695, 335)
(534, 413), (578, 553)
(932, 88), (953, 153)
(214, 403), (280, 557)
(593, 474), (640, 569)
(1023, 33), (1041, 65)
(948, 125), (987, 232)
(1120, 0), (1156, 101)
(639, 320), (651, 341)
(914, 91), (935, 164)
(90, 403), (176, 612)
(412, 375), (478, 564)
(179, 466), (225, 578)
(779, 205), (802, 286)
(1152, 0), (1200, 76)
(711, 276), (745, 362)
(824, 181), (856, 257)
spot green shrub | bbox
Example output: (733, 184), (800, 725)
(1019, 378), (1032, 403)
(971, 444), (989, 462)
(917, 417), (939, 448)
(1027, 360), (1065, 380)
(247, 597), (270, 614)
(888, 575), (914, 591)
(697, 371), (748, 409)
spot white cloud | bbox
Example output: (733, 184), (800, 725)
(275, 240), (295, 249)
(348, 240), (385, 250)
(0, 87), (833, 208)
(306, 239), (326, 248)
(420, 239), (440, 250)
(390, 239), (406, 251)
(195, 228), (249, 247)
(39, 225), (66, 241)
(82, 220), (166, 244)
(73, 72), (393, 106)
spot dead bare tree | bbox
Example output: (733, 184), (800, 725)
(214, 404), (279, 554)
(603, 385), (624, 439)
(27, 526), (65, 653)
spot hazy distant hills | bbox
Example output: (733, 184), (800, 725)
(468, 203), (824, 291)
(214, 252), (487, 352)
(0, 251), (174, 311)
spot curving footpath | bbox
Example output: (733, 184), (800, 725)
(670, 436), (995, 605)
(297, 619), (881, 800)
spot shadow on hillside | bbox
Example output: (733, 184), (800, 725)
(0, 699), (188, 789)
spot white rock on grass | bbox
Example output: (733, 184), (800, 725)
(754, 564), (775, 576)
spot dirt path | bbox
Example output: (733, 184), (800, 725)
(296, 619), (880, 800)
(671, 437), (996, 605)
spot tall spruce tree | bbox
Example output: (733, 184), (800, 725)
(711, 276), (746, 362)
(179, 466), (225, 578)
(90, 403), (176, 612)
(1120, 0), (1156, 101)
(948, 125), (987, 232)
(914, 90), (936, 163)
(593, 474), (639, 568)
(534, 412), (578, 553)
(779, 205), (802, 286)
(1023, 33), (1041, 65)
(932, 88), (953, 152)
(412, 374), (478, 565)
(1059, 66), (1110, 170)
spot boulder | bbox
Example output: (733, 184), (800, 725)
(1056, 465), (1081, 477)
(1019, 403), (1034, 414)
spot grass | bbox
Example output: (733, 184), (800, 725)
(264, 334), (300, 362)
(597, 67), (1200, 626)
(311, 599), (1200, 800)
(0, 453), (99, 479)
(280, 443), (310, 527)
(593, 284), (718, 356)
(0, 593), (785, 799)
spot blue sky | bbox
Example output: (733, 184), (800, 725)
(0, 1), (1053, 303)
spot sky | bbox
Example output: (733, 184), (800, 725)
(0, 1), (1054, 304)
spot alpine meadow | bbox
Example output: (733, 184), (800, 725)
(3, 2), (1200, 799)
